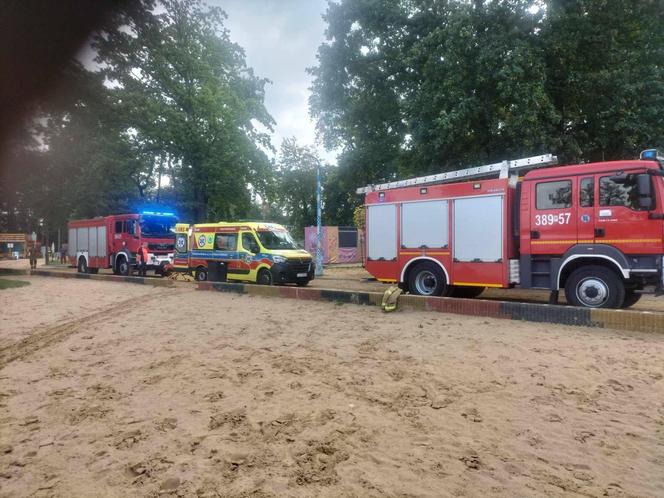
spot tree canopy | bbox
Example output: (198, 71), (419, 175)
(1, 0), (275, 236)
(310, 0), (664, 224)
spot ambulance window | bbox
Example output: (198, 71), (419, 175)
(115, 221), (123, 233)
(580, 178), (594, 207)
(536, 180), (572, 210)
(215, 233), (237, 251)
(242, 233), (260, 253)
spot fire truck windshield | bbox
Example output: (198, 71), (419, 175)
(256, 230), (297, 250)
(139, 216), (177, 238)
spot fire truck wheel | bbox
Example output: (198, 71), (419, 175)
(257, 268), (272, 285)
(117, 257), (130, 276)
(195, 267), (208, 281)
(452, 286), (485, 299)
(564, 265), (625, 309)
(621, 290), (642, 308)
(77, 257), (88, 274)
(408, 261), (449, 296)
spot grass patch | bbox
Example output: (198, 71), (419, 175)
(0, 278), (30, 290)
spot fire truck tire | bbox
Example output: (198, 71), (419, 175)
(117, 256), (130, 276)
(257, 268), (272, 285)
(621, 290), (642, 308)
(77, 257), (88, 274)
(564, 265), (625, 309)
(452, 286), (485, 299)
(407, 261), (450, 297)
(195, 267), (208, 281)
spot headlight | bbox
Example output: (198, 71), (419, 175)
(272, 255), (287, 263)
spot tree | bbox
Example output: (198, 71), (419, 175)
(95, 0), (275, 222)
(275, 138), (322, 238)
(310, 0), (664, 222)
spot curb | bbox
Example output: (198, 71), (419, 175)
(3, 268), (663, 334)
(196, 281), (664, 334)
(0, 267), (176, 287)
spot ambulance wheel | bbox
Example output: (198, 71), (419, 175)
(452, 286), (485, 299)
(257, 268), (272, 285)
(408, 261), (450, 297)
(77, 257), (88, 273)
(195, 267), (208, 281)
(621, 290), (642, 308)
(564, 265), (625, 309)
(117, 256), (130, 276)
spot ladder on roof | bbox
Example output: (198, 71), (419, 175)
(355, 154), (558, 194)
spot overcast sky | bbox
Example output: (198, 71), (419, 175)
(212, 0), (334, 162)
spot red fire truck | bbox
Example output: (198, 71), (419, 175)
(67, 212), (177, 275)
(358, 150), (664, 308)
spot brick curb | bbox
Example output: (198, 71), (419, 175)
(4, 268), (663, 334)
(197, 281), (664, 334)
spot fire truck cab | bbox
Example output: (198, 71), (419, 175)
(520, 153), (664, 308)
(359, 150), (664, 308)
(68, 212), (177, 276)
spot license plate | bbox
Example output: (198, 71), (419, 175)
(296, 272), (308, 278)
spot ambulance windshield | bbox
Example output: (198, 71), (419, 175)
(139, 216), (177, 237)
(256, 230), (297, 250)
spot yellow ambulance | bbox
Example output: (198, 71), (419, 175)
(173, 221), (315, 285)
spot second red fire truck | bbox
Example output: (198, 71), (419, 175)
(358, 150), (664, 309)
(67, 211), (177, 276)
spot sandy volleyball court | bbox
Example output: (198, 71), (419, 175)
(1, 276), (664, 497)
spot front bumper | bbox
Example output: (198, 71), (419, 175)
(270, 260), (315, 284)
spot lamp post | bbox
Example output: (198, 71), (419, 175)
(315, 162), (323, 277)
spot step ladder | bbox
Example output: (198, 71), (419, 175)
(356, 154), (558, 194)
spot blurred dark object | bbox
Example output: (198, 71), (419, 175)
(0, 0), (126, 162)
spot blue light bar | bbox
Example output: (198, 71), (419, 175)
(141, 211), (176, 216)
(640, 149), (661, 160)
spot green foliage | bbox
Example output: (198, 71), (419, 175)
(310, 0), (664, 213)
(0, 279), (30, 290)
(1, 0), (275, 237)
(274, 138), (321, 238)
(95, 0), (274, 222)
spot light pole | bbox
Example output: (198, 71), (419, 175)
(315, 162), (323, 277)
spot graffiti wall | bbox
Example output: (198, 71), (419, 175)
(304, 226), (363, 264)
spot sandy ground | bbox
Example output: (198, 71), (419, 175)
(1, 276), (663, 497)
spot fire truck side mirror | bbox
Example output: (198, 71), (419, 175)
(637, 174), (654, 209)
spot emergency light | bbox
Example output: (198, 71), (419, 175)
(141, 210), (176, 217)
(640, 149), (663, 161)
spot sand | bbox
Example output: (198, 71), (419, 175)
(1, 276), (663, 497)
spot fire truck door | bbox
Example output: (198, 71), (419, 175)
(595, 173), (662, 254)
(530, 179), (577, 255)
(577, 176), (595, 243)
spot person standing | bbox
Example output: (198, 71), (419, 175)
(28, 244), (37, 269)
(138, 242), (149, 277)
(60, 243), (67, 264)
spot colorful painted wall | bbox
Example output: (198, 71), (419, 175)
(304, 226), (363, 264)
